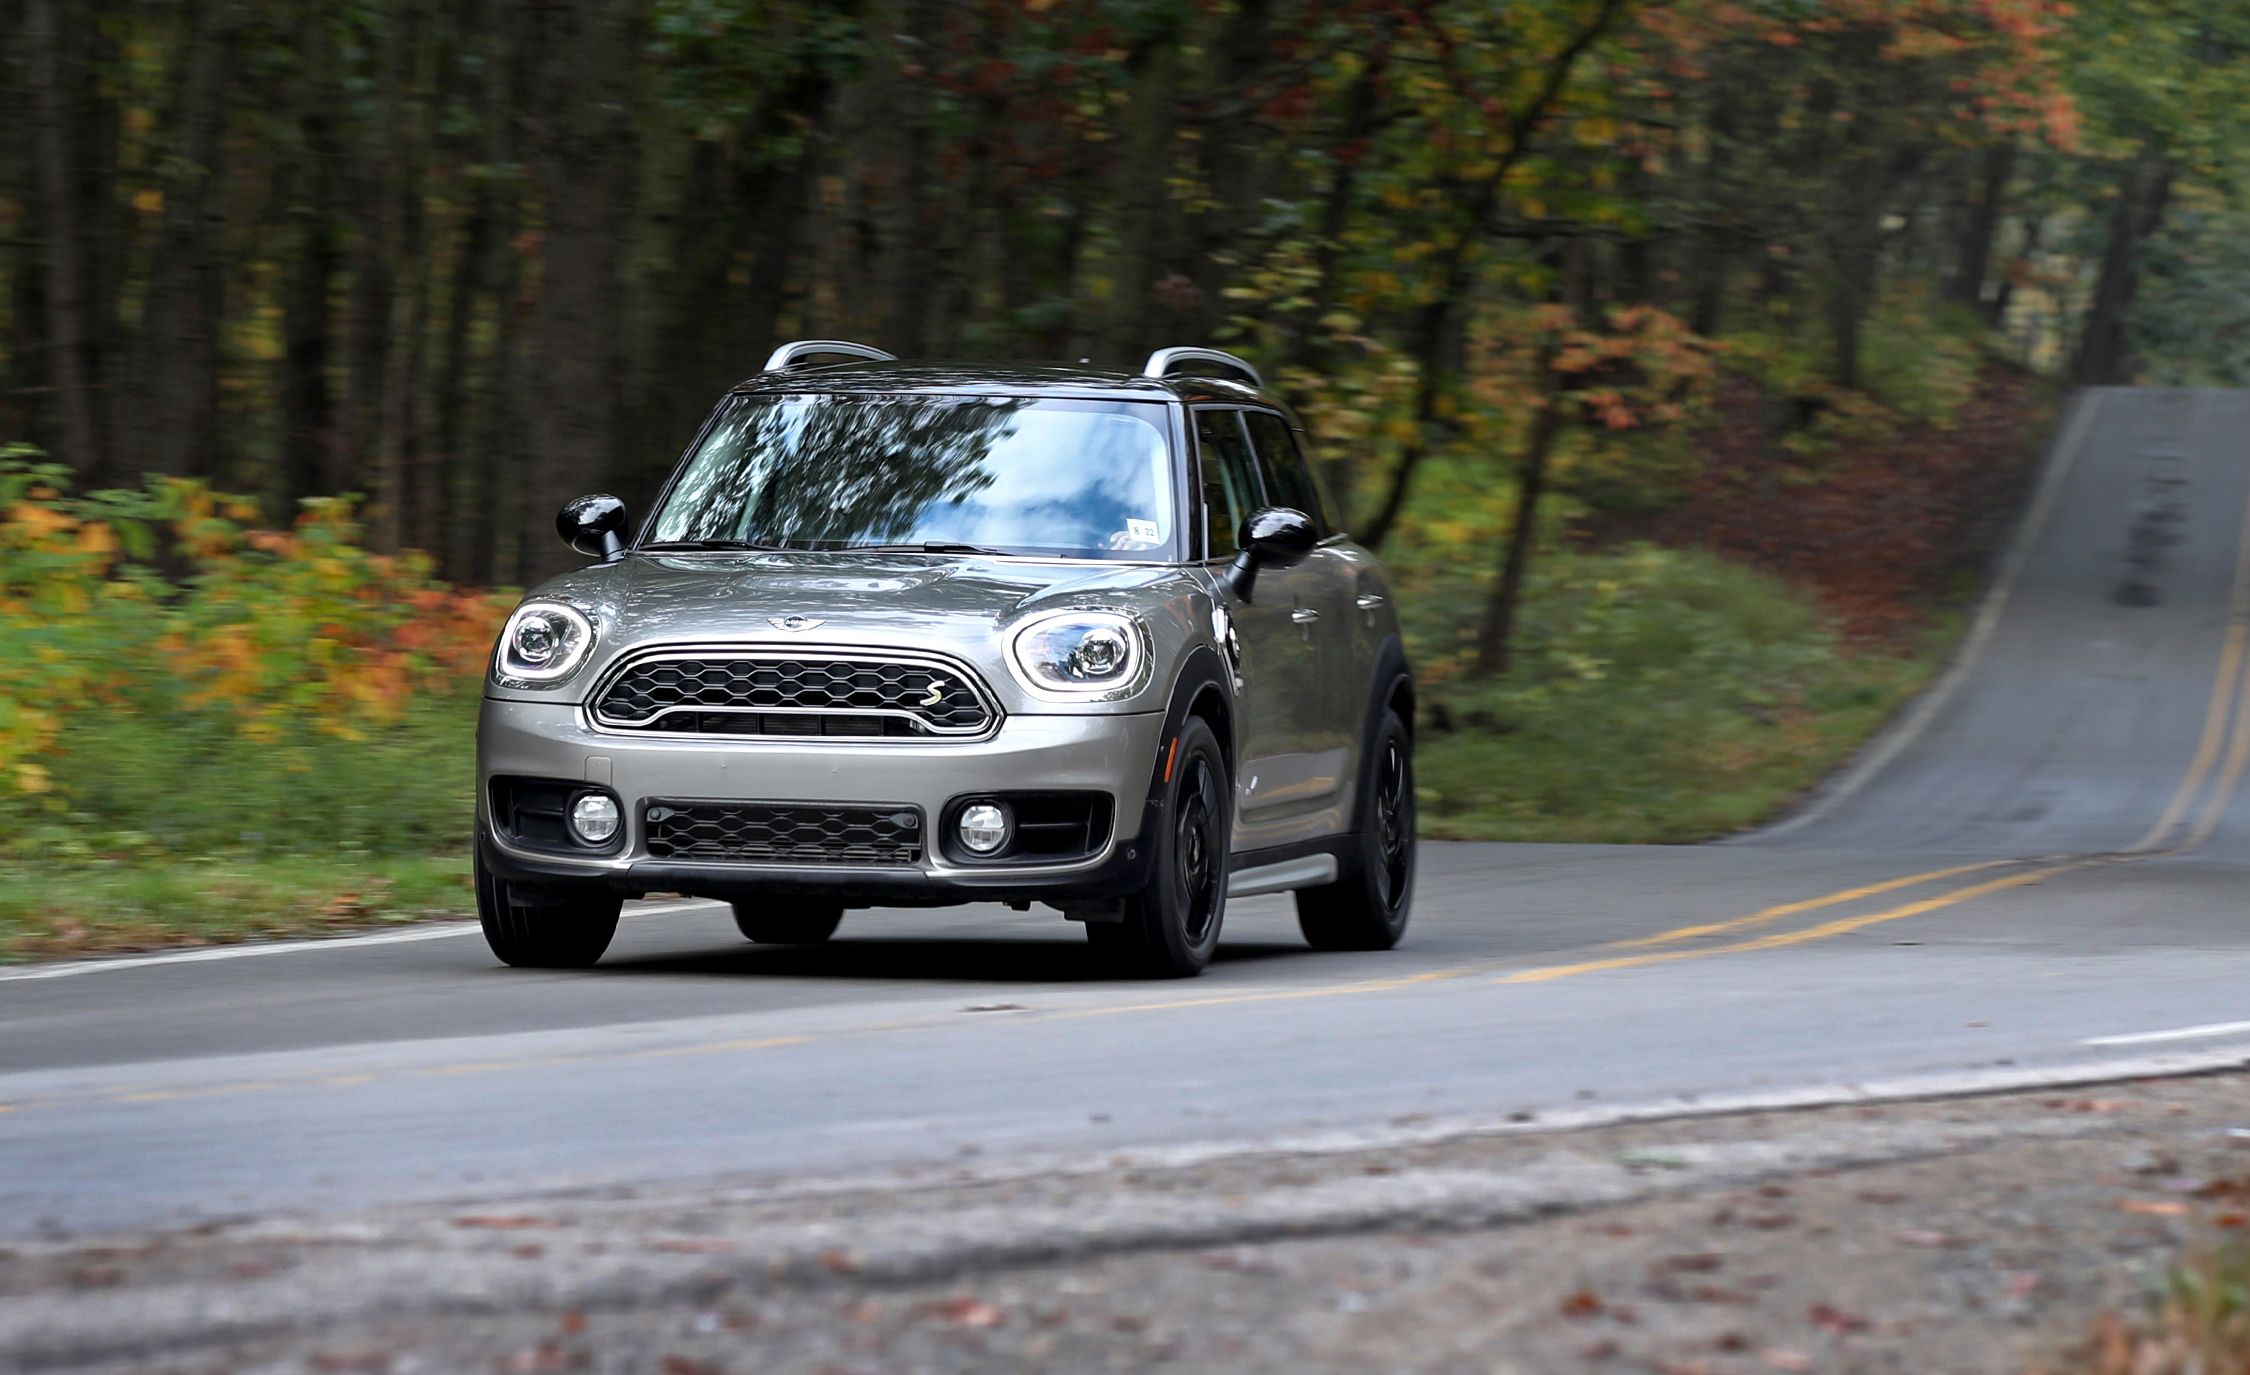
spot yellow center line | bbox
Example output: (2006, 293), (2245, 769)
(2132, 622), (2248, 852)
(1606, 860), (2016, 951)
(2181, 638), (2250, 850)
(1501, 862), (2085, 985)
(2133, 447), (2250, 852)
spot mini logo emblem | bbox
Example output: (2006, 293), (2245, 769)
(920, 679), (947, 707)
(768, 615), (824, 633)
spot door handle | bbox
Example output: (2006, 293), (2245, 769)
(1354, 593), (1386, 610)
(1291, 607), (1322, 625)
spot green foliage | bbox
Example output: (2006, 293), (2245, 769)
(1402, 543), (1940, 843)
(0, 856), (471, 963)
(0, 455), (506, 860)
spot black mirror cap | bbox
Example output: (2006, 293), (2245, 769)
(1228, 506), (1318, 599)
(557, 493), (630, 561)
(1240, 506), (1318, 565)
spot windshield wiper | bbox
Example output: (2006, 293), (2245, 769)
(844, 541), (1004, 555)
(637, 538), (781, 552)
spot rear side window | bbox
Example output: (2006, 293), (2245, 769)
(1194, 409), (1262, 559)
(1243, 411), (1328, 534)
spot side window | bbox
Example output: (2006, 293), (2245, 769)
(1194, 409), (1263, 559)
(1243, 411), (1328, 534)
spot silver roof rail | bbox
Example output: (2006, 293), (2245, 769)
(762, 339), (897, 372)
(1143, 347), (1262, 388)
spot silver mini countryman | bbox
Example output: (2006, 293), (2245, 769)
(476, 341), (1415, 977)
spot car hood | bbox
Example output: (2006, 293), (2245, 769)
(499, 551), (1209, 710)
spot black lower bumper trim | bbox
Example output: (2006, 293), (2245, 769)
(478, 799), (1162, 909)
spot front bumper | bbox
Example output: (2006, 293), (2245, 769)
(476, 700), (1168, 906)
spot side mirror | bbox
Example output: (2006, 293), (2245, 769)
(557, 494), (630, 561)
(1228, 506), (1318, 601)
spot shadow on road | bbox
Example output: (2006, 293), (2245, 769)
(587, 936), (1320, 984)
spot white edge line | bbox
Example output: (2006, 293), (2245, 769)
(2083, 1019), (2250, 1047)
(1746, 389), (2103, 842)
(0, 900), (721, 983)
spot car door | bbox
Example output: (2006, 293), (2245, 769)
(1191, 407), (1328, 848)
(1242, 409), (1358, 824)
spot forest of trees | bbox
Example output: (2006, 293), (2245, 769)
(5, 0), (2248, 590)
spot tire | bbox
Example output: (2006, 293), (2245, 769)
(1296, 707), (1416, 951)
(731, 901), (844, 944)
(475, 849), (622, 968)
(1086, 716), (1231, 978)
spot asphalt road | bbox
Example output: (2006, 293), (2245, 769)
(7, 386), (2250, 1241)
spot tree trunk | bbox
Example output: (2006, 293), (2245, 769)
(280, 9), (342, 514)
(520, 0), (638, 577)
(1471, 400), (1564, 679)
(128, 0), (238, 477)
(2074, 155), (2173, 387)
(23, 0), (102, 477)
(1355, 0), (1628, 550)
(1097, 36), (1183, 367)
(1947, 141), (2015, 311)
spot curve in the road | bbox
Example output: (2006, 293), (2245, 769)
(1756, 386), (2250, 860)
(9, 387), (2250, 1241)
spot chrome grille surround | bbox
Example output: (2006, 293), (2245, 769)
(587, 645), (1001, 741)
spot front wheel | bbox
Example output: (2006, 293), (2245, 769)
(1086, 717), (1231, 978)
(732, 901), (844, 944)
(475, 850), (622, 968)
(1296, 708), (1416, 951)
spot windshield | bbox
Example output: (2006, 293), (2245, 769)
(643, 394), (1179, 560)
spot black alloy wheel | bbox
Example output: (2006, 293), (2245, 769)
(1088, 716), (1231, 977)
(1297, 707), (1416, 951)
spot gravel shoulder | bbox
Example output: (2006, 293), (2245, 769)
(8, 1071), (2250, 1373)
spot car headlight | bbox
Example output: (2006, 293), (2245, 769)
(494, 601), (596, 685)
(1011, 611), (1143, 694)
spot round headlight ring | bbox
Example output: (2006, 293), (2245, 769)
(496, 601), (596, 684)
(1011, 611), (1144, 695)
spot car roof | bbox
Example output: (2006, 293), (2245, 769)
(727, 361), (1277, 409)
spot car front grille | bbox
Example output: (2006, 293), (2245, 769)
(590, 650), (997, 739)
(644, 801), (924, 866)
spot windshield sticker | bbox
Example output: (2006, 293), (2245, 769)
(1126, 518), (1160, 544)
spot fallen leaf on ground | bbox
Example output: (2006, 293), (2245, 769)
(1659, 1252), (1725, 1273)
(1894, 1228), (1964, 1248)
(454, 1215), (558, 1230)
(500, 1344), (586, 1374)
(925, 1296), (1006, 1329)
(2119, 1199), (2188, 1217)
(1809, 1301), (1870, 1333)
(1560, 1289), (1608, 1320)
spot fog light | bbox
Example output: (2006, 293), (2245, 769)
(958, 802), (1010, 855)
(570, 793), (621, 845)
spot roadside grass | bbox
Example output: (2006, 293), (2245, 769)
(2061, 1240), (2250, 1374)
(0, 694), (479, 964)
(1401, 542), (1951, 844)
(0, 854), (472, 963)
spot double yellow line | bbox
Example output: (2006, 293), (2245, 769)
(1506, 444), (2250, 986)
(2125, 496), (2250, 855)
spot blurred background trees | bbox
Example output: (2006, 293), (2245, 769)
(8, 0), (2240, 588)
(12, 0), (2250, 943)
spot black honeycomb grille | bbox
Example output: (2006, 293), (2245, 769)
(593, 653), (993, 737)
(644, 801), (923, 866)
